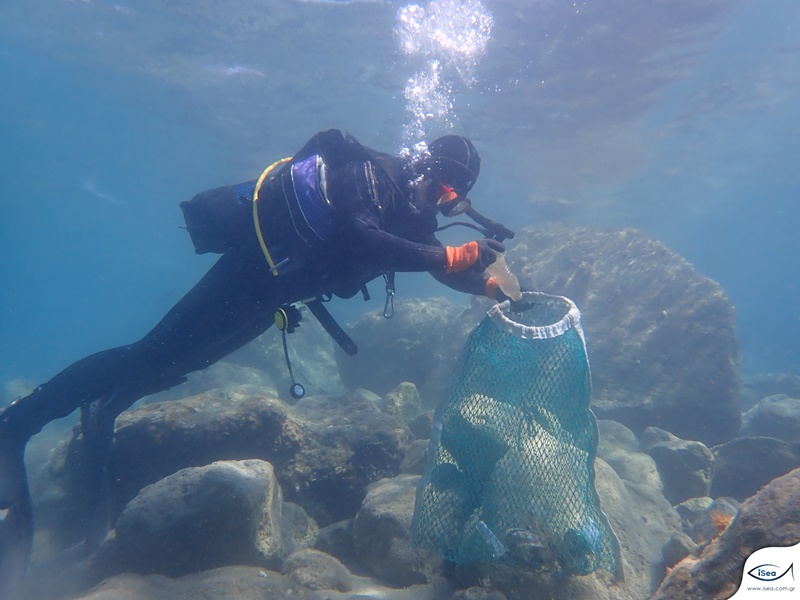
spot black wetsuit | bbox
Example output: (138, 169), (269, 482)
(1, 129), (489, 439)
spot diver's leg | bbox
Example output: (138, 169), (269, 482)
(1, 250), (278, 437)
(0, 435), (32, 599)
(0, 250), (279, 588)
(130, 249), (281, 387)
(80, 396), (118, 552)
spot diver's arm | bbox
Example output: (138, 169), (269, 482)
(351, 216), (448, 272)
(413, 228), (495, 295)
(351, 218), (495, 297)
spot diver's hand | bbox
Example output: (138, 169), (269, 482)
(475, 239), (506, 270)
(445, 239), (505, 273)
(0, 436), (33, 599)
(494, 288), (535, 312)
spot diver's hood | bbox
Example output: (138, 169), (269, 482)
(426, 135), (481, 196)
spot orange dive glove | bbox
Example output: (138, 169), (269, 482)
(445, 239), (506, 273)
(445, 241), (479, 272)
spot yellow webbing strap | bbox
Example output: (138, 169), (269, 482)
(253, 156), (292, 275)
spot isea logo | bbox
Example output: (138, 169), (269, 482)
(747, 563), (794, 582)
(731, 542), (800, 598)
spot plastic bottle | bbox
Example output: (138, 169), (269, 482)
(485, 254), (522, 301)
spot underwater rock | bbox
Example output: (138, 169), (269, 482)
(597, 421), (662, 490)
(337, 226), (741, 445)
(660, 531), (697, 570)
(280, 548), (353, 592)
(638, 427), (674, 447)
(710, 436), (800, 501)
(335, 297), (479, 404)
(409, 410), (435, 439)
(602, 459), (683, 578)
(93, 460), (307, 577)
(740, 394), (800, 442)
(600, 449), (662, 491)
(651, 468), (800, 600)
(289, 394), (412, 523)
(508, 225), (740, 445)
(303, 455), (684, 599)
(349, 387), (383, 404)
(283, 501), (322, 551)
(314, 519), (357, 569)
(382, 381), (423, 425)
(687, 497), (739, 545)
(597, 420), (640, 455)
(639, 427), (714, 505)
(227, 313), (347, 401)
(70, 565), (317, 600)
(451, 587), (509, 600)
(739, 372), (800, 412)
(674, 496), (713, 533)
(141, 363), (279, 404)
(400, 439), (429, 475)
(351, 474), (435, 587)
(73, 563), (443, 600)
(595, 458), (681, 598)
(46, 388), (410, 550)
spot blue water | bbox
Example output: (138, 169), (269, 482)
(1, 0), (798, 394)
(1, 52), (221, 384)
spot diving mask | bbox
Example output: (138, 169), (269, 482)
(436, 184), (472, 217)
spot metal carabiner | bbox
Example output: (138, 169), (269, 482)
(383, 273), (395, 319)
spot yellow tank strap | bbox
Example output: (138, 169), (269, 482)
(252, 156), (292, 276)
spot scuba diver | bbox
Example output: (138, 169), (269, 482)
(0, 129), (516, 595)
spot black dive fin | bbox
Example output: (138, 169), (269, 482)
(0, 437), (33, 599)
(81, 398), (115, 552)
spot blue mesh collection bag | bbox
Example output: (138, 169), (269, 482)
(411, 292), (623, 580)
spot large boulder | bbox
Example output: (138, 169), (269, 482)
(93, 460), (312, 577)
(69, 566), (319, 600)
(509, 225), (740, 444)
(651, 468), (800, 600)
(710, 436), (800, 501)
(335, 297), (480, 406)
(685, 497), (739, 545)
(381, 382), (423, 425)
(597, 420), (663, 490)
(674, 496), (713, 533)
(639, 427), (714, 505)
(351, 474), (434, 587)
(739, 372), (800, 412)
(604, 460), (684, 591)
(280, 548), (354, 593)
(45, 389), (411, 550)
(740, 394), (800, 442)
(336, 226), (741, 445)
(67, 564), (443, 600)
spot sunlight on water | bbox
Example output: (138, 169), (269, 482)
(395, 0), (493, 151)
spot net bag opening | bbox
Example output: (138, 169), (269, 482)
(411, 292), (623, 581)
